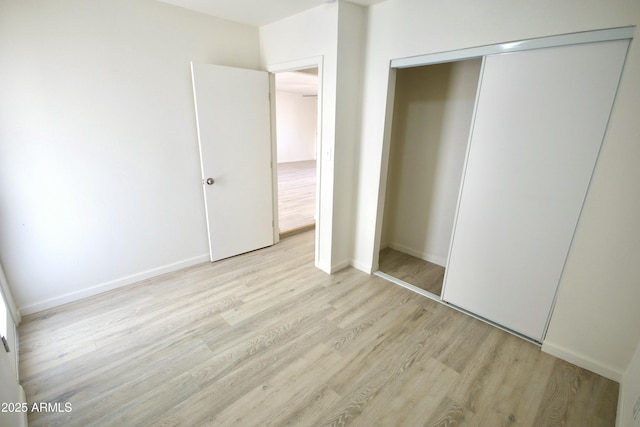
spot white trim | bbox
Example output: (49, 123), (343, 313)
(268, 72), (280, 246)
(386, 242), (447, 267)
(19, 254), (210, 315)
(542, 340), (623, 382)
(391, 26), (635, 68)
(190, 62), (214, 262)
(267, 56), (325, 271)
(350, 259), (372, 274)
(374, 271), (442, 303)
(330, 259), (351, 273)
(0, 262), (20, 325)
(266, 56), (323, 74)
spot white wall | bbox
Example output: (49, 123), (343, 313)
(275, 90), (317, 163)
(333, 1), (367, 270)
(381, 60), (481, 266)
(0, 0), (261, 313)
(260, 1), (365, 272)
(260, 3), (338, 273)
(352, 0), (640, 381)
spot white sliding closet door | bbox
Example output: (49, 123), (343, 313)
(442, 40), (629, 341)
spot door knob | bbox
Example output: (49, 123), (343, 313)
(206, 178), (215, 185)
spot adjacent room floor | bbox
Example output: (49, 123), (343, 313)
(18, 231), (618, 426)
(277, 160), (316, 235)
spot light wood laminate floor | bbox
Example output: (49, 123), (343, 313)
(19, 231), (618, 426)
(378, 247), (445, 296)
(278, 160), (316, 234)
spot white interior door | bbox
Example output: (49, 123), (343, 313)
(442, 40), (629, 341)
(191, 63), (275, 262)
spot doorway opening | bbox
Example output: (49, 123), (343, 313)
(273, 68), (319, 238)
(376, 59), (481, 299)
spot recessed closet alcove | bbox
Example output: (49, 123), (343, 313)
(374, 27), (633, 343)
(379, 59), (481, 297)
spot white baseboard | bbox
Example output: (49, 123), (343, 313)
(350, 259), (373, 274)
(387, 242), (447, 267)
(19, 254), (210, 315)
(331, 259), (352, 273)
(542, 340), (623, 382)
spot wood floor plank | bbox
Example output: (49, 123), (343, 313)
(378, 247), (445, 296)
(18, 230), (619, 426)
(446, 328), (517, 415)
(425, 396), (472, 427)
(360, 356), (458, 427)
(25, 325), (226, 422)
(533, 361), (619, 427)
(278, 160), (316, 233)
(219, 264), (327, 325)
(472, 339), (556, 427)
(326, 301), (427, 394)
(155, 319), (340, 426)
(466, 340), (543, 426)
(431, 312), (494, 374)
(325, 275), (402, 329)
(208, 344), (340, 426)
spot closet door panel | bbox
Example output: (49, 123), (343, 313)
(442, 40), (628, 341)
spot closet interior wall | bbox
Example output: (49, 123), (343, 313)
(381, 59), (481, 272)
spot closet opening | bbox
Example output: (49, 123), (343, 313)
(376, 58), (482, 299)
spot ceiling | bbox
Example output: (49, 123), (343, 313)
(157, 0), (386, 27)
(276, 70), (318, 96)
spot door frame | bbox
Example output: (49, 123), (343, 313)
(0, 263), (20, 327)
(267, 56), (324, 267)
